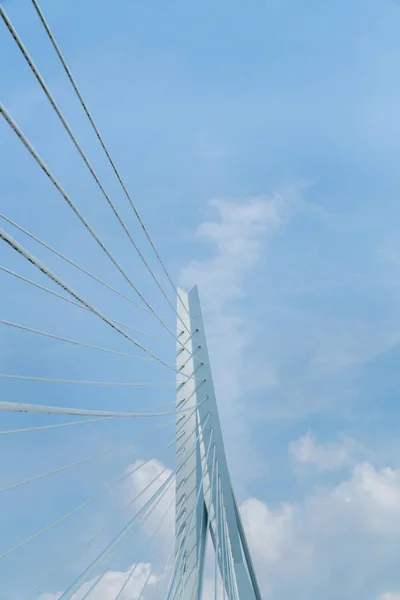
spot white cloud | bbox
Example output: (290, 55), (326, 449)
(180, 194), (290, 482)
(39, 562), (156, 600)
(240, 498), (294, 562)
(289, 432), (363, 471)
(238, 461), (400, 599)
(239, 497), (314, 598)
(308, 461), (400, 540)
(378, 594), (400, 600)
(122, 458), (175, 542)
(40, 459), (174, 600)
(181, 195), (286, 312)
(318, 462), (400, 536)
(40, 455), (400, 600)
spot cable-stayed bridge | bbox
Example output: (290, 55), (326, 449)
(0, 2), (262, 598)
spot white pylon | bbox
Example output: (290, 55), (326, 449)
(174, 286), (262, 600)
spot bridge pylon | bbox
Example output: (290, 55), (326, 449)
(173, 286), (262, 600)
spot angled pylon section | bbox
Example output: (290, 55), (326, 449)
(175, 286), (262, 600)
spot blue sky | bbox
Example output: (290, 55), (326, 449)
(2, 0), (400, 598)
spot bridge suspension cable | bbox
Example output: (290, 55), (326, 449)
(0, 214), (153, 317)
(29, 0), (191, 322)
(0, 264), (171, 344)
(0, 106), (192, 347)
(0, 3), (261, 598)
(0, 228), (197, 372)
(0, 4), (191, 337)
